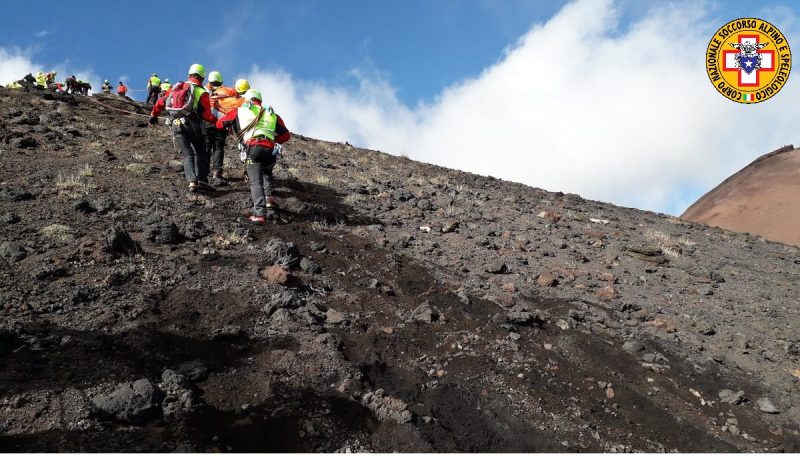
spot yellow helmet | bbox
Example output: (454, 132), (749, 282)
(234, 79), (250, 94)
(207, 71), (223, 84)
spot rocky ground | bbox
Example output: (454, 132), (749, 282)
(0, 87), (799, 452)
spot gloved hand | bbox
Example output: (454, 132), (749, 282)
(148, 116), (158, 126)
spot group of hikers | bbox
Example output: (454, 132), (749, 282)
(3, 63), (290, 225)
(147, 64), (290, 225)
(4, 71), (125, 97)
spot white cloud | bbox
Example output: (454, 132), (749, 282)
(0, 47), (38, 86)
(244, 0), (800, 215)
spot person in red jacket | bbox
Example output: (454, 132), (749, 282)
(116, 81), (128, 97)
(217, 88), (291, 224)
(149, 64), (217, 192)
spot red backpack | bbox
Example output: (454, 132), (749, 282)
(165, 82), (196, 118)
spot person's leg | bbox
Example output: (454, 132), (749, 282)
(173, 131), (197, 183)
(247, 146), (268, 216)
(189, 127), (210, 184)
(211, 130), (226, 178)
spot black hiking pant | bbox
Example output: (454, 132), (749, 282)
(205, 125), (227, 176)
(245, 144), (277, 216)
(146, 86), (161, 104)
(172, 118), (209, 184)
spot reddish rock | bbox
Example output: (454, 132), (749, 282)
(595, 285), (618, 301)
(501, 282), (516, 293)
(537, 211), (561, 223)
(646, 318), (678, 333)
(537, 272), (558, 287)
(261, 265), (290, 285)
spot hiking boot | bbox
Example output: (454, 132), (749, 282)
(249, 215), (266, 225)
(197, 181), (216, 191)
(188, 181), (198, 192)
(266, 196), (279, 209)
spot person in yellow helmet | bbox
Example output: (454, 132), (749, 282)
(146, 73), (162, 104)
(101, 80), (112, 94)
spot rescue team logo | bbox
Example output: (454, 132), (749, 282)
(706, 18), (791, 103)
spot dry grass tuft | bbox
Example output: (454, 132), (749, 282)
(40, 224), (75, 242)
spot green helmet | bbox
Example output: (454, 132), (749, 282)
(104, 80), (109, 83)
(152, 73), (157, 77)
(188, 64), (205, 79)
(244, 89), (262, 101)
(207, 71), (223, 84)
(164, 79), (169, 83)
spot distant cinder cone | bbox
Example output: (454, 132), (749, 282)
(681, 145), (800, 246)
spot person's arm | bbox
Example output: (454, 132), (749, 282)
(150, 88), (170, 117)
(197, 92), (217, 124)
(216, 109), (238, 132)
(274, 115), (291, 144)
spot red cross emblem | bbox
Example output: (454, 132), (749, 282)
(722, 34), (775, 87)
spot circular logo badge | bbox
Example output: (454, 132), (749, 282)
(706, 18), (791, 103)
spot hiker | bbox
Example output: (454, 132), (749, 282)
(45, 71), (57, 87)
(160, 78), (171, 92)
(35, 72), (46, 88)
(149, 63), (217, 192)
(65, 75), (79, 94)
(146, 73), (161, 104)
(79, 80), (91, 95)
(204, 71), (246, 185)
(234, 79), (250, 95)
(216, 89), (291, 224)
(116, 81), (128, 97)
(101, 80), (112, 94)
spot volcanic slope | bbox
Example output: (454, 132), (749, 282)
(1, 88), (799, 452)
(681, 145), (800, 247)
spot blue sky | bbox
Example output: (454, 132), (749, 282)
(2, 0), (799, 216)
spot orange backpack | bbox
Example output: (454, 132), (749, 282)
(211, 86), (245, 115)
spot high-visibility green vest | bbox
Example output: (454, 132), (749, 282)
(149, 76), (161, 87)
(160, 82), (171, 91)
(35, 72), (47, 87)
(238, 102), (277, 141)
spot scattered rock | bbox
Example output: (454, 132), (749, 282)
(10, 136), (37, 149)
(261, 265), (290, 286)
(326, 308), (347, 325)
(144, 220), (181, 244)
(622, 340), (645, 353)
(537, 211), (561, 223)
(594, 285), (618, 301)
(72, 199), (95, 214)
(486, 260), (507, 274)
(441, 221), (460, 233)
(167, 160), (183, 172)
(361, 390), (412, 424)
(299, 257), (322, 274)
(624, 246), (667, 264)
(537, 272), (558, 287)
(176, 360), (209, 383)
(104, 225), (141, 255)
(90, 379), (164, 424)
(263, 238), (300, 268)
(1, 212), (20, 224)
(0, 241), (27, 263)
(756, 397), (779, 414)
(718, 389), (746, 405)
(410, 302), (438, 323)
